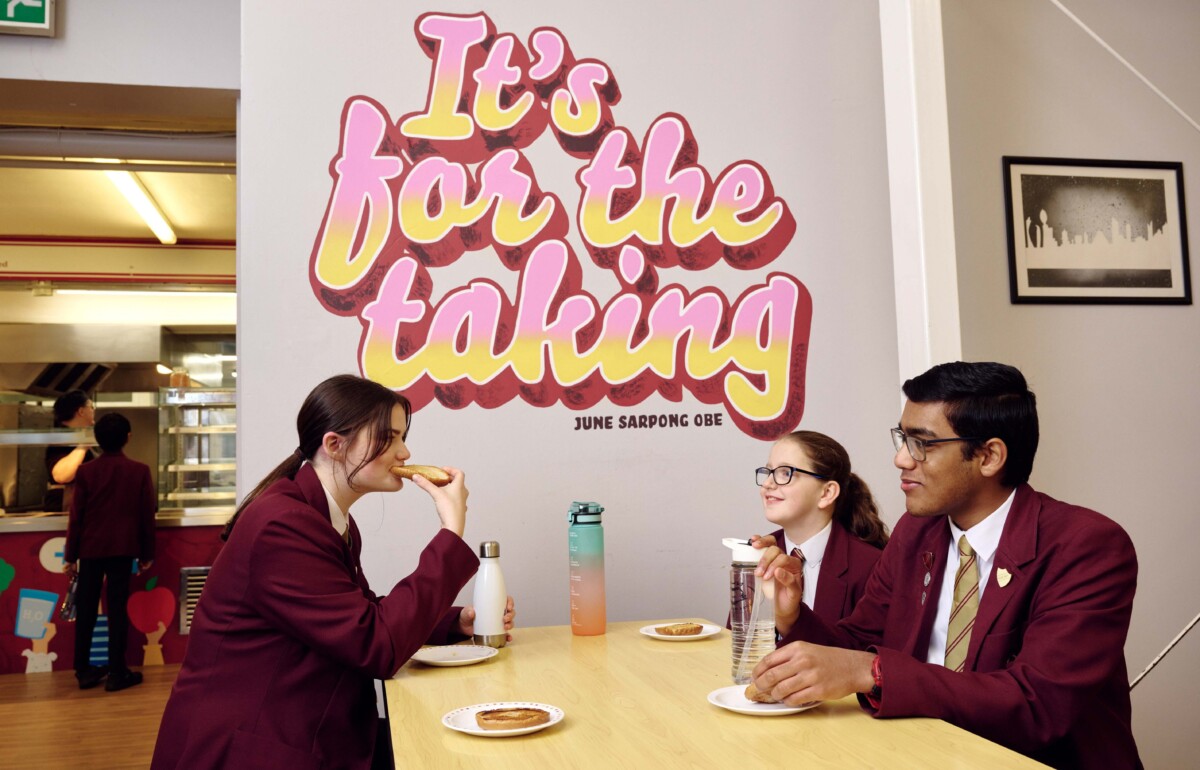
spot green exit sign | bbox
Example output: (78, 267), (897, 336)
(1, 0), (56, 37)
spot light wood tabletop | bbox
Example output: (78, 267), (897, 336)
(385, 619), (1046, 768)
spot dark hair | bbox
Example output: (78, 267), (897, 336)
(781, 431), (889, 549)
(53, 390), (90, 426)
(222, 375), (412, 541)
(94, 413), (132, 453)
(901, 361), (1038, 487)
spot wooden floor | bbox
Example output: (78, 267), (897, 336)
(0, 665), (177, 769)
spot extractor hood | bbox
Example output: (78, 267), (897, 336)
(0, 324), (169, 396)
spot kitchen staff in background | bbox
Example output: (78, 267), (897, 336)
(43, 389), (96, 512)
(151, 374), (515, 770)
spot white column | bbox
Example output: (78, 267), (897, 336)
(878, 0), (962, 385)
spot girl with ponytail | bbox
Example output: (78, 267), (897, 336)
(751, 431), (888, 626)
(153, 375), (514, 770)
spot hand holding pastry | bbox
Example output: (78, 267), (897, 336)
(398, 465), (468, 536)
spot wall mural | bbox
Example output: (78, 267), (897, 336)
(308, 12), (810, 439)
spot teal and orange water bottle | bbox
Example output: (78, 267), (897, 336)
(568, 501), (606, 636)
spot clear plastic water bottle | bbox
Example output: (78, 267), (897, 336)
(568, 502), (606, 636)
(724, 538), (776, 684)
(472, 541), (507, 648)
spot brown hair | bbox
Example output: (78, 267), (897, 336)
(222, 375), (412, 541)
(780, 431), (888, 549)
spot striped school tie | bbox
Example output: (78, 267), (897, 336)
(944, 535), (978, 672)
(790, 547), (806, 603)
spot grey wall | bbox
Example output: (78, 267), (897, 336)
(240, 0), (901, 630)
(943, 1), (1200, 766)
(0, 0), (238, 89)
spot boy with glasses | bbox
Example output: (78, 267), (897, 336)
(751, 361), (1140, 769)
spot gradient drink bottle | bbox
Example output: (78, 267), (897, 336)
(568, 501), (606, 635)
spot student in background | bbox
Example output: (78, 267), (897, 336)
(64, 412), (156, 692)
(751, 431), (888, 625)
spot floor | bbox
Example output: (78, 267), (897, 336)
(0, 665), (177, 769)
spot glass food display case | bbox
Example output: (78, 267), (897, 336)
(158, 387), (236, 513)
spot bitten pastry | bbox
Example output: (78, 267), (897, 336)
(388, 464), (452, 487)
(744, 681), (779, 704)
(655, 622), (703, 636)
(474, 707), (552, 730)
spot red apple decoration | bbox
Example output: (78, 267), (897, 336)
(128, 576), (175, 634)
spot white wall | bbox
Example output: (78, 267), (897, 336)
(0, 0), (238, 89)
(942, 1), (1200, 766)
(240, 0), (901, 630)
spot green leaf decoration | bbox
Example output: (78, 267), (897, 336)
(146, 576), (158, 591)
(0, 558), (14, 593)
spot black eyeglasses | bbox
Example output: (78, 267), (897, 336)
(755, 465), (827, 486)
(890, 427), (983, 462)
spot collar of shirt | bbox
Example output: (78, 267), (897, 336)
(784, 520), (832, 609)
(783, 519), (832, 569)
(948, 488), (1015, 568)
(308, 461), (350, 537)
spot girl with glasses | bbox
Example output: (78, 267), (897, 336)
(751, 431), (889, 625)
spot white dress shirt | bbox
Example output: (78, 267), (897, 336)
(783, 519), (832, 610)
(310, 463), (350, 538)
(925, 489), (1015, 665)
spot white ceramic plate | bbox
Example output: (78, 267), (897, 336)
(442, 701), (564, 737)
(639, 622), (722, 641)
(706, 685), (821, 716)
(410, 645), (498, 667)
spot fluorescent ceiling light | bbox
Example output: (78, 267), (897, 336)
(103, 169), (178, 245)
(55, 288), (233, 297)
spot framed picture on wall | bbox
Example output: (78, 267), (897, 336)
(1002, 156), (1191, 304)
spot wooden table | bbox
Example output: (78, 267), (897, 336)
(385, 620), (1045, 768)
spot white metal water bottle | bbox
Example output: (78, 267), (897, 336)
(472, 541), (507, 648)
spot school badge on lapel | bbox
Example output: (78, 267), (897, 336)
(996, 568), (1012, 588)
(920, 551), (934, 604)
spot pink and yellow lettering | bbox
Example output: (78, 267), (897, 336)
(310, 97), (407, 302)
(357, 242), (810, 436)
(311, 11), (813, 437)
(398, 148), (568, 269)
(577, 115), (794, 271)
(548, 60), (621, 159)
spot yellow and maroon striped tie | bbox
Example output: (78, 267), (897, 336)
(944, 535), (978, 672)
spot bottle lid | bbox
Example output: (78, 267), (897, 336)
(568, 501), (604, 524)
(722, 537), (760, 564)
(479, 541), (500, 558)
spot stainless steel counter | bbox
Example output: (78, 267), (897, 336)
(0, 508), (229, 533)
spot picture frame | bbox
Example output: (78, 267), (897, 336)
(1002, 156), (1191, 304)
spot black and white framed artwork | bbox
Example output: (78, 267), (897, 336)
(1003, 156), (1191, 304)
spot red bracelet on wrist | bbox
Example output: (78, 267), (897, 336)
(866, 654), (883, 707)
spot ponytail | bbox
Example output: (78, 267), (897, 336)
(221, 448), (306, 541)
(779, 431), (890, 550)
(836, 473), (889, 549)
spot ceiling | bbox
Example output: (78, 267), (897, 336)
(0, 79), (238, 245)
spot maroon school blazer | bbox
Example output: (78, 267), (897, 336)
(151, 464), (478, 770)
(781, 484), (1140, 769)
(64, 451), (156, 563)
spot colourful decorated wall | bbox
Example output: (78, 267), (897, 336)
(238, 1), (903, 629)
